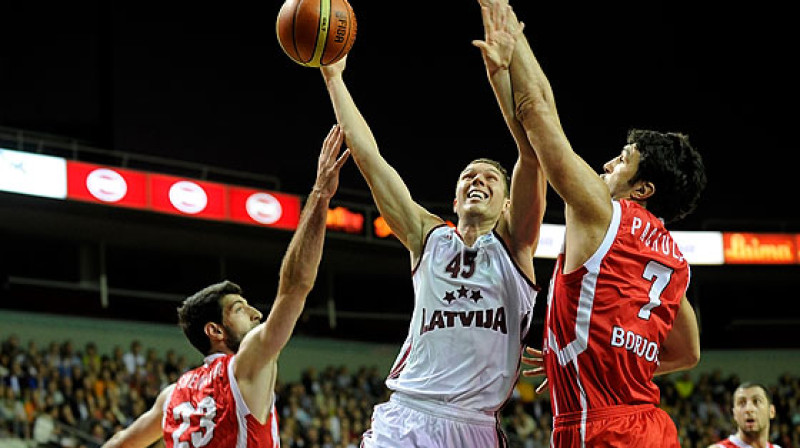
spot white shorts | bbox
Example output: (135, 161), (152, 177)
(360, 393), (506, 448)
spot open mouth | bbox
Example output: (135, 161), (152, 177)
(467, 189), (488, 201)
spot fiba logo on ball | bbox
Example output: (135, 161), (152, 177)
(246, 192), (283, 224)
(169, 181), (208, 214)
(86, 168), (127, 203)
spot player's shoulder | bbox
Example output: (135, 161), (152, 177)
(159, 383), (176, 400)
(420, 223), (457, 251)
(706, 441), (732, 448)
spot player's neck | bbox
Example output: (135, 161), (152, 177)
(617, 195), (647, 209)
(207, 344), (235, 357)
(738, 430), (770, 448)
(457, 221), (494, 247)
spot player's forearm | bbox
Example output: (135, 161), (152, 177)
(509, 37), (609, 212)
(512, 36), (559, 118)
(656, 297), (701, 375)
(323, 74), (381, 168)
(510, 37), (560, 149)
(486, 62), (536, 159)
(655, 351), (700, 376)
(101, 409), (163, 448)
(102, 431), (125, 448)
(486, 57), (547, 244)
(507, 156), (547, 250)
(277, 190), (330, 297)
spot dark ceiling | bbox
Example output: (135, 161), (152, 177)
(1, 1), (797, 230)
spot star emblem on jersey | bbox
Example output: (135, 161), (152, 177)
(441, 287), (483, 304)
(470, 290), (483, 303)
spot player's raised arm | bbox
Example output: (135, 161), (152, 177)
(233, 125), (349, 418)
(321, 58), (442, 258)
(473, 1), (546, 278)
(505, 13), (612, 231)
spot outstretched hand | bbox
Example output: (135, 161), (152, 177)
(320, 56), (347, 81)
(522, 346), (549, 394)
(313, 124), (350, 199)
(472, 0), (524, 75)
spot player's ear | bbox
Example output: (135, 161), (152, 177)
(204, 322), (224, 342)
(631, 180), (655, 201)
(453, 197), (458, 213)
(769, 404), (776, 419)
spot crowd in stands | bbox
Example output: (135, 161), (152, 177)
(1, 334), (798, 448)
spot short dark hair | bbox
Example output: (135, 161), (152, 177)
(735, 382), (772, 404)
(466, 158), (511, 197)
(627, 129), (707, 223)
(177, 280), (242, 355)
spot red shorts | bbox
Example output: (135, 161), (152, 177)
(551, 404), (678, 448)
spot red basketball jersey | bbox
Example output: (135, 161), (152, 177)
(714, 435), (781, 448)
(544, 200), (690, 417)
(163, 354), (280, 448)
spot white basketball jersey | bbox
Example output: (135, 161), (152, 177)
(385, 225), (538, 412)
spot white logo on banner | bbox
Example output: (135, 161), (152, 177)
(246, 192), (283, 224)
(169, 181), (208, 214)
(86, 168), (127, 202)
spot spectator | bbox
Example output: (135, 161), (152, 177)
(32, 404), (60, 447)
(57, 341), (81, 379)
(161, 350), (180, 382)
(82, 343), (102, 374)
(676, 372), (696, 401)
(121, 341), (144, 376)
(1, 335), (21, 360)
(507, 402), (537, 447)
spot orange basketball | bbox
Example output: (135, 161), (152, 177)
(276, 0), (357, 67)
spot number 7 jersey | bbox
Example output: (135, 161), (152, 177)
(544, 200), (690, 416)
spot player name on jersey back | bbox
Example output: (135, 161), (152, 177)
(630, 216), (684, 262)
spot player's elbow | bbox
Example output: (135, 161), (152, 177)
(685, 346), (701, 369)
(279, 262), (318, 297)
(673, 346), (700, 371)
(277, 279), (314, 303)
(683, 333), (701, 369)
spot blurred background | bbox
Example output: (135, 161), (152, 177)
(0, 1), (798, 447)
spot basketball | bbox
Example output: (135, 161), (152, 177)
(276, 0), (357, 67)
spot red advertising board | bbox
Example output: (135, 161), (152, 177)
(66, 161), (148, 209)
(228, 186), (301, 230)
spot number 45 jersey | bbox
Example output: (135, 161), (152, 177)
(544, 199), (691, 416)
(163, 353), (280, 448)
(385, 224), (539, 413)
